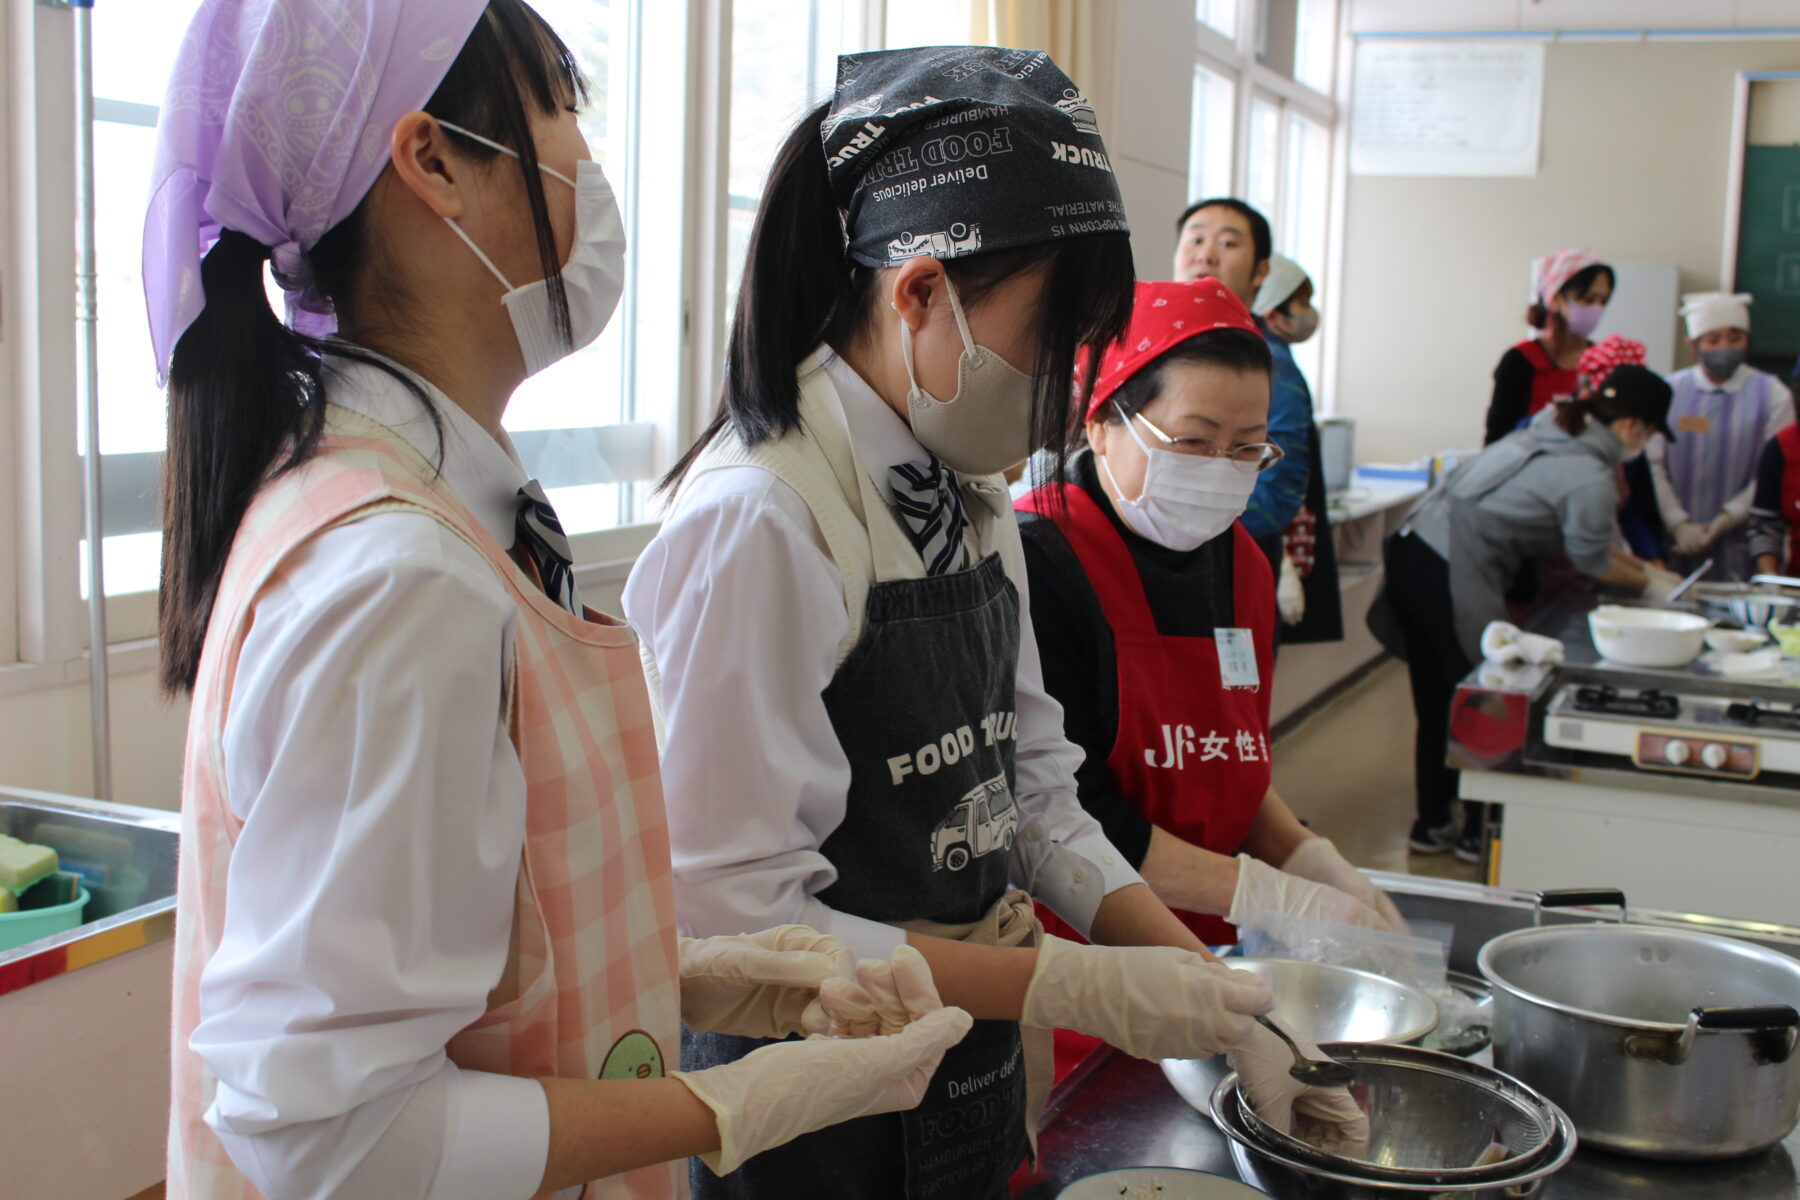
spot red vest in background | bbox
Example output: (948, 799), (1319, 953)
(1515, 339), (1579, 417)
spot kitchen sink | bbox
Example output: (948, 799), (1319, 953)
(0, 785), (179, 993)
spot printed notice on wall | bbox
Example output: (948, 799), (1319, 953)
(1350, 41), (1544, 177)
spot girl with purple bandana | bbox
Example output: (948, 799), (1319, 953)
(152, 4), (971, 1197)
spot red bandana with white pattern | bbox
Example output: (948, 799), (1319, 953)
(1080, 277), (1261, 418)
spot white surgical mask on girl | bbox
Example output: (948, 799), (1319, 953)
(899, 276), (1039, 477)
(1098, 402), (1259, 552)
(1563, 301), (1606, 339)
(437, 121), (626, 378)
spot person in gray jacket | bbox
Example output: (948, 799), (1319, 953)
(1375, 366), (1680, 861)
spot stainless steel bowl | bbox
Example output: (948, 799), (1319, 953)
(1229, 959), (1438, 1046)
(1234, 1042), (1559, 1184)
(1691, 583), (1800, 631)
(1208, 1047), (1578, 1197)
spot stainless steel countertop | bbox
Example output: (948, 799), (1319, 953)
(1016, 876), (1800, 1198)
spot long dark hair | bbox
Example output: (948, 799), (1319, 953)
(158, 0), (586, 696)
(663, 100), (1135, 492)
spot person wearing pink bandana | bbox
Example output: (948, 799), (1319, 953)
(1483, 249), (1616, 445)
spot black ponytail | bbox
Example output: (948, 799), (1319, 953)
(665, 102), (1136, 491)
(158, 0), (586, 696)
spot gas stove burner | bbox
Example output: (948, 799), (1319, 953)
(1725, 702), (1800, 732)
(1571, 685), (1681, 720)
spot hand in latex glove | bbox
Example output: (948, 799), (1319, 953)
(1022, 935), (1273, 1061)
(1278, 552), (1306, 625)
(1227, 854), (1391, 933)
(854, 943), (948, 1037)
(1640, 563), (1687, 602)
(675, 1005), (974, 1176)
(1231, 1022), (1370, 1157)
(1671, 520), (1712, 557)
(679, 926), (877, 1039)
(1705, 512), (1737, 545)
(1281, 838), (1408, 934)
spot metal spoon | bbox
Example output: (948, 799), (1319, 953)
(1665, 558), (1713, 604)
(1255, 1013), (1355, 1087)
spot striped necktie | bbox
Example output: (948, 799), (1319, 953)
(889, 456), (971, 576)
(514, 479), (583, 615)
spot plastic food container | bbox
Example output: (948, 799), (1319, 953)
(0, 873), (91, 953)
(1588, 605), (1710, 668)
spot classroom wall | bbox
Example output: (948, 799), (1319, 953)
(1334, 37), (1800, 466)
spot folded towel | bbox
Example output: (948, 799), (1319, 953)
(1481, 621), (1565, 666)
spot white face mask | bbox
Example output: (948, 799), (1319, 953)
(438, 121), (626, 379)
(899, 276), (1039, 477)
(1272, 305), (1319, 344)
(1098, 404), (1259, 552)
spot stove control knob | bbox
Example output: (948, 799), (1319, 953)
(1663, 740), (1691, 766)
(1702, 743), (1729, 770)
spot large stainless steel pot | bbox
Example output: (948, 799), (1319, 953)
(1477, 889), (1800, 1160)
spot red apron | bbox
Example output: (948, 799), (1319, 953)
(1515, 338), (1578, 417)
(1779, 424), (1800, 573)
(1017, 484), (1275, 1074)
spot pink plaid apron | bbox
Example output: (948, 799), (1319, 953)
(168, 406), (682, 1199)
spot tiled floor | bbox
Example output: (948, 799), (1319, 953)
(1272, 659), (1482, 884)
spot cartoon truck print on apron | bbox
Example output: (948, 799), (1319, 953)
(930, 775), (1018, 872)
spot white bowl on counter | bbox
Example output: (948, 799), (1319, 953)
(1588, 605), (1711, 668)
(1704, 627), (1770, 654)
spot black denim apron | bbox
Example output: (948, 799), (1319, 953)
(686, 551), (1028, 1200)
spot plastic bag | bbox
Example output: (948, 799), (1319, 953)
(1236, 908), (1449, 994)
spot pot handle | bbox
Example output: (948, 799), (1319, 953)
(1649, 1006), (1800, 1066)
(1533, 888), (1627, 926)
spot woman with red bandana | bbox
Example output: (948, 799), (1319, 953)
(1016, 280), (1406, 964)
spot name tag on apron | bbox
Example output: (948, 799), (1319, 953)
(1678, 415), (1711, 435)
(1215, 627), (1259, 689)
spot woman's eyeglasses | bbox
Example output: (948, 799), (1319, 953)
(1128, 408), (1286, 474)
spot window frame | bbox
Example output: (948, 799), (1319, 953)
(1193, 0), (1343, 406)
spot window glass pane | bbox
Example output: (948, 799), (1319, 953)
(1280, 112), (1331, 392)
(506, 0), (635, 535)
(888, 1), (972, 50)
(1292, 0), (1336, 94)
(726, 0), (848, 322)
(90, 1), (204, 596)
(93, 3), (202, 107)
(1245, 96), (1280, 227)
(1188, 65), (1235, 203)
(1196, 0), (1238, 39)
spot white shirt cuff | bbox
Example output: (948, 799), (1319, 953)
(799, 897), (910, 961)
(1014, 807), (1144, 939)
(436, 1069), (551, 1200)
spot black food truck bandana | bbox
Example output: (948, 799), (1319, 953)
(822, 46), (1130, 268)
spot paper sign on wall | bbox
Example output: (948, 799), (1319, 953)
(1351, 41), (1545, 177)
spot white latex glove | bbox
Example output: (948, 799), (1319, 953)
(1281, 838), (1408, 934)
(678, 926), (878, 1039)
(1671, 520), (1711, 557)
(1227, 854), (1390, 933)
(675, 1005), (974, 1176)
(1021, 935), (1273, 1061)
(854, 943), (947, 1036)
(1278, 552), (1306, 625)
(1706, 512), (1737, 544)
(1641, 563), (1687, 602)
(1231, 1022), (1370, 1157)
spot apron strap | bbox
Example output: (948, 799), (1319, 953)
(1017, 483), (1158, 635)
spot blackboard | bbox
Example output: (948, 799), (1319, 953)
(1736, 143), (1800, 358)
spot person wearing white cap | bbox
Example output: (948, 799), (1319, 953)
(1250, 255), (1342, 645)
(1647, 292), (1795, 581)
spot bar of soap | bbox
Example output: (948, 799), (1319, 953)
(0, 835), (58, 893)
